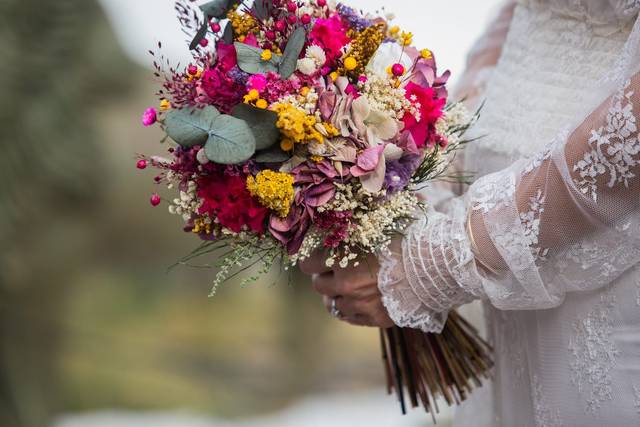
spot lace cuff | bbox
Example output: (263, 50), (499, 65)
(378, 208), (479, 333)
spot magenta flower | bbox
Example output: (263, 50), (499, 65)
(247, 74), (268, 93)
(142, 107), (157, 127)
(310, 15), (351, 63)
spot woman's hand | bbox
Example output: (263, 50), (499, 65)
(299, 252), (394, 328)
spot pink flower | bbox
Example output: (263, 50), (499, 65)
(197, 66), (245, 113)
(350, 145), (386, 193)
(310, 15), (351, 63)
(269, 195), (313, 255)
(216, 42), (238, 72)
(402, 83), (446, 148)
(142, 107), (157, 127)
(247, 74), (268, 93)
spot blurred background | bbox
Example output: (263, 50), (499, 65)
(0, 0), (502, 426)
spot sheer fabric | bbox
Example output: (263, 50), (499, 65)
(378, 0), (640, 425)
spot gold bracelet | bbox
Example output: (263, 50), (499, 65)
(466, 209), (500, 275)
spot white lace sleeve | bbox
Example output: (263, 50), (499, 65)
(380, 73), (640, 333)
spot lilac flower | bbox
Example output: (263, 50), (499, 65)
(336, 4), (373, 31)
(384, 154), (422, 193)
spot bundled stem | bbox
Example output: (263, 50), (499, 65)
(379, 310), (493, 421)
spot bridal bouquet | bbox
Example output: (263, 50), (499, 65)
(139, 0), (492, 418)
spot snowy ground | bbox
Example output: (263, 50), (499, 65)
(54, 391), (453, 427)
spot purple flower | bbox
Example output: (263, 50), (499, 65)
(142, 107), (157, 127)
(384, 154), (422, 193)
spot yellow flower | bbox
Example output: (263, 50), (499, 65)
(343, 56), (358, 71)
(159, 99), (171, 111)
(310, 155), (324, 163)
(329, 71), (339, 81)
(421, 48), (433, 60)
(255, 99), (268, 109)
(280, 139), (294, 151)
(246, 170), (295, 217)
(261, 49), (273, 61)
(401, 31), (413, 46)
(244, 89), (260, 103)
(192, 217), (213, 235)
(300, 86), (311, 97)
(272, 103), (324, 144)
(389, 25), (400, 35)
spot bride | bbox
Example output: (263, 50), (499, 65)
(301, 0), (640, 425)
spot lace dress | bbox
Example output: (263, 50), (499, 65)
(377, 1), (640, 425)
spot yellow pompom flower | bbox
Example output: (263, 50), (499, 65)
(421, 48), (433, 60)
(244, 89), (260, 103)
(280, 139), (294, 151)
(272, 103), (324, 144)
(261, 49), (273, 61)
(329, 71), (339, 81)
(401, 31), (413, 46)
(246, 170), (295, 217)
(389, 25), (400, 35)
(255, 99), (268, 109)
(159, 99), (171, 111)
(343, 56), (358, 71)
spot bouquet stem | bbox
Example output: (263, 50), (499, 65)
(379, 310), (493, 421)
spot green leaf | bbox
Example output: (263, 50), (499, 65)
(253, 0), (273, 20)
(165, 106), (221, 147)
(222, 22), (233, 44)
(255, 147), (290, 163)
(199, 0), (231, 18)
(279, 27), (306, 79)
(204, 115), (257, 164)
(231, 103), (280, 150)
(189, 20), (210, 50)
(234, 42), (281, 75)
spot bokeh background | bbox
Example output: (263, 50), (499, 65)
(0, 1), (501, 426)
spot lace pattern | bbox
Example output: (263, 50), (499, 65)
(568, 291), (620, 414)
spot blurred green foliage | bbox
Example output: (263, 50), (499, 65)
(0, 2), (385, 426)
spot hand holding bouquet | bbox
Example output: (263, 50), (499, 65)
(139, 0), (492, 418)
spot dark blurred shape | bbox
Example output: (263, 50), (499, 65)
(0, 0), (133, 425)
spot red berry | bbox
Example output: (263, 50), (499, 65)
(287, 15), (297, 24)
(199, 38), (209, 47)
(154, 176), (162, 183)
(317, 0), (326, 6)
(136, 159), (147, 170)
(301, 13), (311, 25)
(391, 63), (405, 77)
(275, 20), (286, 32)
(187, 64), (198, 75)
(287, 2), (297, 12)
(210, 22), (221, 33)
(150, 194), (161, 207)
(265, 30), (276, 41)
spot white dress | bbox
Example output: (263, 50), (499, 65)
(377, 1), (640, 425)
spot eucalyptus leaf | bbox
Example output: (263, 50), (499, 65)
(189, 20), (210, 50)
(222, 22), (233, 44)
(232, 103), (280, 150)
(253, 0), (273, 20)
(279, 27), (306, 79)
(204, 115), (257, 164)
(165, 106), (221, 147)
(199, 0), (231, 18)
(255, 147), (291, 163)
(234, 42), (281, 75)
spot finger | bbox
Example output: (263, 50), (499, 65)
(299, 249), (332, 275)
(312, 272), (340, 297)
(338, 296), (392, 328)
